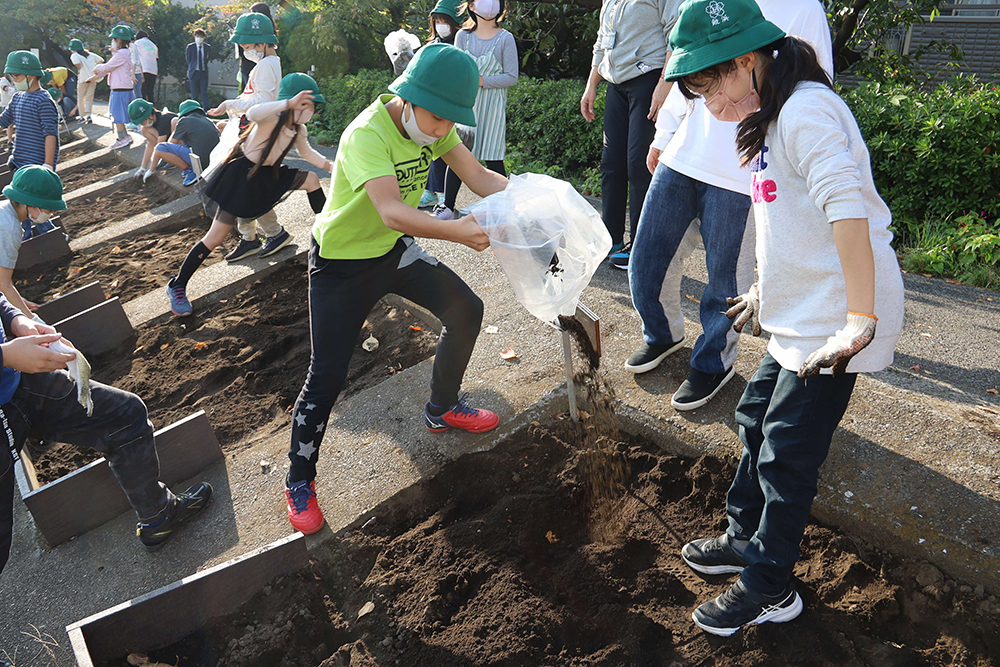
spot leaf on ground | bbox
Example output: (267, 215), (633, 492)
(358, 601), (375, 619)
(484, 325), (499, 334)
(910, 365), (921, 371)
(987, 388), (999, 395)
(409, 325), (422, 332)
(193, 341), (208, 350)
(500, 348), (518, 360)
(545, 530), (559, 544)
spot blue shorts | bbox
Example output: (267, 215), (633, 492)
(154, 142), (191, 167)
(109, 89), (135, 124)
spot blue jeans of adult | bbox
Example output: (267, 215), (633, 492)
(0, 371), (171, 575)
(629, 164), (752, 374)
(132, 72), (143, 101)
(726, 352), (857, 596)
(600, 70), (659, 246)
(189, 70), (209, 109)
(287, 237), (484, 483)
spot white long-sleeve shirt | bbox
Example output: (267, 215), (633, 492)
(222, 55), (281, 117)
(243, 99), (328, 170)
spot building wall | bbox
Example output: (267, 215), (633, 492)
(907, 17), (1000, 80)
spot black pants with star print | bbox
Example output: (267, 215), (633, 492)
(287, 238), (484, 483)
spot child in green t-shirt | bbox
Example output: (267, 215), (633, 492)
(284, 43), (508, 536)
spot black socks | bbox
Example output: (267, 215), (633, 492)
(307, 188), (326, 214)
(175, 241), (210, 289)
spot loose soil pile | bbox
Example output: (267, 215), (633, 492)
(16, 211), (221, 306)
(104, 418), (1000, 667)
(59, 154), (127, 192)
(60, 177), (177, 239)
(28, 259), (439, 483)
(59, 140), (92, 162)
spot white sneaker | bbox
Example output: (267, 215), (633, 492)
(431, 204), (456, 220)
(110, 136), (133, 150)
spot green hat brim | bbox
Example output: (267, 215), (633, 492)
(664, 20), (786, 81)
(389, 77), (476, 127)
(3, 183), (67, 210)
(230, 31), (278, 45)
(69, 40), (84, 50)
(128, 101), (154, 124)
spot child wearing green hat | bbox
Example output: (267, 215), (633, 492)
(283, 43), (508, 536)
(69, 39), (104, 124)
(165, 73), (329, 316)
(127, 98), (177, 181)
(661, 0), (904, 637)
(0, 51), (59, 171)
(148, 99), (220, 186)
(87, 25), (138, 150)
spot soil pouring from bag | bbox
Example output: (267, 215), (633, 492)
(58, 177), (176, 239)
(27, 258), (439, 484)
(99, 329), (999, 667)
(59, 154), (128, 192)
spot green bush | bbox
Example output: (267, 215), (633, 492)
(841, 76), (1000, 242)
(313, 69), (396, 146)
(899, 212), (1000, 289)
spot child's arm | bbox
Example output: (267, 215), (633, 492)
(0, 102), (12, 130)
(39, 100), (58, 168)
(0, 294), (73, 372)
(441, 143), (507, 198)
(0, 267), (37, 320)
(481, 32), (518, 89)
(832, 218), (876, 315)
(219, 59), (280, 116)
(295, 126), (332, 171)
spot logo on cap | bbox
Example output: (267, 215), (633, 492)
(706, 1), (729, 25)
(21, 56), (29, 64)
(251, 18), (260, 29)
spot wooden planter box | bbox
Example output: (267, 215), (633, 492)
(15, 220), (71, 270)
(51, 296), (134, 356)
(14, 410), (225, 547)
(34, 281), (106, 325)
(67, 532), (309, 666)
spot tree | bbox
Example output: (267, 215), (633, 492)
(146, 0), (229, 81)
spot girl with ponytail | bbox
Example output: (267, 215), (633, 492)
(662, 0), (904, 637)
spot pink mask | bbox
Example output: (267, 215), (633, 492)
(704, 68), (760, 122)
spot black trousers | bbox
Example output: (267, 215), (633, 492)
(287, 238), (484, 482)
(142, 73), (157, 103)
(442, 160), (506, 210)
(601, 70), (659, 245)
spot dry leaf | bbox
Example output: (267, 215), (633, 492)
(484, 325), (499, 334)
(910, 365), (921, 371)
(109, 279), (119, 288)
(920, 333), (932, 338)
(409, 325), (422, 332)
(500, 348), (518, 360)
(193, 342), (208, 351)
(160, 343), (169, 350)
(134, 346), (144, 353)
(545, 530), (559, 544)
(987, 388), (999, 395)
(362, 335), (379, 352)
(357, 601), (375, 619)
(981, 406), (999, 415)
(111, 246), (122, 254)
(685, 294), (701, 303)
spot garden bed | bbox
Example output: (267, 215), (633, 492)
(59, 177), (178, 238)
(59, 141), (95, 162)
(94, 416), (1000, 666)
(59, 154), (127, 192)
(28, 258), (439, 484)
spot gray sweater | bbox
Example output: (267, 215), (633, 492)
(455, 29), (518, 89)
(591, 0), (682, 85)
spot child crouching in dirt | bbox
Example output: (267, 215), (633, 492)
(0, 167), (213, 575)
(663, 0), (904, 637)
(165, 73), (331, 317)
(127, 98), (177, 182)
(283, 43), (507, 536)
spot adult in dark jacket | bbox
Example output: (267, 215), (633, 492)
(185, 28), (212, 108)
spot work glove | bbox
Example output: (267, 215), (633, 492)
(133, 167), (146, 179)
(798, 312), (878, 378)
(142, 169), (154, 183)
(725, 283), (761, 336)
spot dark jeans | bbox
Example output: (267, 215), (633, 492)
(142, 73), (157, 103)
(726, 353), (857, 596)
(427, 157), (446, 194)
(443, 160), (506, 210)
(189, 70), (209, 109)
(0, 371), (170, 575)
(601, 70), (659, 246)
(287, 237), (484, 483)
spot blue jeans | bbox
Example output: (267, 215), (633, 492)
(727, 353), (857, 595)
(427, 157), (446, 194)
(629, 165), (752, 374)
(132, 72), (143, 101)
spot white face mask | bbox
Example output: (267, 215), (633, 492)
(401, 102), (437, 146)
(471, 0), (500, 19)
(294, 108), (314, 125)
(434, 23), (452, 39)
(110, 40), (119, 51)
(195, 37), (205, 45)
(13, 78), (29, 91)
(243, 48), (264, 63)
(28, 208), (52, 225)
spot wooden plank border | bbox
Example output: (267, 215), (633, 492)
(19, 411), (224, 547)
(67, 532), (309, 665)
(14, 222), (71, 270)
(34, 281), (106, 325)
(52, 296), (133, 356)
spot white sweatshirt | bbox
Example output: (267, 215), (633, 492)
(243, 99), (328, 170)
(650, 0), (834, 196)
(223, 55), (281, 116)
(753, 82), (904, 373)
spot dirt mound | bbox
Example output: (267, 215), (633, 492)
(60, 177), (178, 238)
(59, 154), (127, 192)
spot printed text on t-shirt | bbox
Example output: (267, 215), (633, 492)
(395, 149), (433, 197)
(750, 144), (777, 204)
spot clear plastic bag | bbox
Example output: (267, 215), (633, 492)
(467, 173), (611, 324)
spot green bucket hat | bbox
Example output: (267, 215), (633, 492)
(40, 70), (52, 86)
(230, 12), (278, 45)
(431, 0), (467, 23)
(47, 87), (61, 101)
(3, 165), (67, 211)
(4, 51), (44, 77)
(277, 72), (326, 105)
(128, 98), (154, 124)
(663, 0), (786, 81)
(69, 39), (84, 51)
(177, 99), (204, 118)
(109, 25), (135, 42)
(388, 42), (478, 126)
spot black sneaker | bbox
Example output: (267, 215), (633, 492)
(671, 367), (735, 411)
(259, 228), (292, 257)
(225, 237), (261, 262)
(624, 339), (686, 374)
(610, 242), (631, 270)
(692, 579), (803, 636)
(682, 534), (748, 574)
(137, 482), (213, 551)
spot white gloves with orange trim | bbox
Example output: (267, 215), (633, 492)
(798, 312), (878, 378)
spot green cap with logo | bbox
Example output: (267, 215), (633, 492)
(4, 51), (44, 77)
(69, 39), (84, 51)
(109, 25), (135, 42)
(230, 12), (278, 45)
(128, 98), (155, 124)
(388, 42), (478, 126)
(431, 0), (467, 23)
(278, 72), (326, 104)
(177, 99), (204, 118)
(663, 0), (786, 81)
(47, 87), (61, 101)
(3, 165), (67, 211)
(40, 70), (52, 86)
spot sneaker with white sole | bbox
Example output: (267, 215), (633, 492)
(259, 229), (292, 257)
(424, 394), (499, 433)
(418, 189), (438, 209)
(136, 483), (213, 551)
(692, 579), (803, 637)
(682, 534), (748, 575)
(225, 238), (261, 262)
(625, 339), (686, 374)
(109, 136), (133, 150)
(432, 203), (456, 220)
(182, 168), (199, 186)
(166, 277), (193, 316)
(610, 242), (631, 270)
(671, 367), (735, 411)
(285, 477), (325, 535)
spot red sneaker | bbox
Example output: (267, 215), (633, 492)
(424, 393), (499, 433)
(285, 479), (325, 535)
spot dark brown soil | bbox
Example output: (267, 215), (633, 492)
(102, 418), (1000, 667)
(28, 259), (439, 484)
(59, 140), (93, 162)
(15, 210), (221, 306)
(59, 154), (127, 192)
(59, 177), (178, 239)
